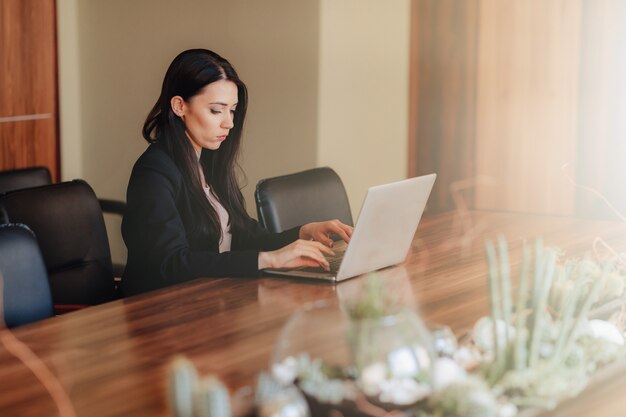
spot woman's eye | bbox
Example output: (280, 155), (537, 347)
(210, 109), (221, 115)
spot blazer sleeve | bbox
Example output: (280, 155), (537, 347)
(122, 150), (263, 293)
(233, 217), (301, 251)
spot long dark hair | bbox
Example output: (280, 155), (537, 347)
(142, 48), (251, 242)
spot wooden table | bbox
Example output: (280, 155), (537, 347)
(2, 211), (626, 417)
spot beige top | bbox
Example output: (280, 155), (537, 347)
(204, 186), (232, 253)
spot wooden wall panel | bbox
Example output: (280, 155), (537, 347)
(409, 0), (479, 214)
(410, 0), (588, 216)
(0, 118), (57, 169)
(0, 0), (58, 180)
(473, 0), (581, 215)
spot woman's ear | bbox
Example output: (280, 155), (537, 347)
(170, 96), (186, 117)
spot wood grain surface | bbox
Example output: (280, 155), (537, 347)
(1, 211), (626, 417)
(0, 0), (59, 180)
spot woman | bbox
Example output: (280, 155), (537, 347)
(121, 49), (352, 296)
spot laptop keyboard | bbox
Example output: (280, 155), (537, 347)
(312, 241), (348, 274)
(327, 245), (346, 272)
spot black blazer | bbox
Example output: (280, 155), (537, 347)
(121, 143), (299, 296)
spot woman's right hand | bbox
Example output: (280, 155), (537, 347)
(258, 239), (335, 271)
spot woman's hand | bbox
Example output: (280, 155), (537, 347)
(299, 219), (353, 247)
(258, 239), (335, 271)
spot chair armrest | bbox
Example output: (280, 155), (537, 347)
(99, 198), (126, 216)
(98, 198), (126, 291)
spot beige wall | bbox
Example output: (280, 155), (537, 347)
(62, 0), (320, 202)
(56, 0), (82, 181)
(57, 0), (411, 260)
(318, 0), (410, 214)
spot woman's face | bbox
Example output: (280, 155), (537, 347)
(175, 79), (238, 155)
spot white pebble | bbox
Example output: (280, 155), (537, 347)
(432, 357), (467, 391)
(588, 320), (625, 345)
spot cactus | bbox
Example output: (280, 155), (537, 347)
(167, 356), (231, 417)
(169, 356), (198, 417)
(481, 237), (625, 408)
(194, 375), (231, 417)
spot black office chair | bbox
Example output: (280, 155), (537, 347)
(255, 167), (353, 234)
(97, 198), (126, 279)
(0, 167), (52, 193)
(0, 224), (54, 328)
(0, 180), (117, 312)
(0, 166), (126, 279)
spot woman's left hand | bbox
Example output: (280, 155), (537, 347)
(299, 219), (353, 247)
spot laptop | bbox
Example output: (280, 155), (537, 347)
(263, 173), (436, 282)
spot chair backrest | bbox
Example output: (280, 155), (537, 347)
(0, 224), (54, 328)
(0, 167), (126, 283)
(255, 167), (353, 233)
(0, 180), (116, 308)
(0, 167), (52, 194)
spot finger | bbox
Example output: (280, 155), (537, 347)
(314, 232), (334, 247)
(326, 220), (353, 241)
(299, 257), (328, 270)
(309, 240), (335, 256)
(309, 225), (334, 246)
(329, 224), (351, 243)
(298, 256), (330, 271)
(296, 238), (329, 251)
(293, 239), (334, 258)
(296, 247), (330, 270)
(303, 243), (333, 263)
(341, 224), (354, 240)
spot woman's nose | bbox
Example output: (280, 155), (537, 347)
(222, 114), (234, 129)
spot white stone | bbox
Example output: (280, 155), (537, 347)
(432, 357), (467, 391)
(453, 346), (481, 371)
(272, 356), (298, 385)
(360, 362), (388, 395)
(588, 320), (625, 345)
(473, 317), (516, 352)
(378, 378), (431, 405)
(498, 402), (518, 417)
(388, 347), (420, 377)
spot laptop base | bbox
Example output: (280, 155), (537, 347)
(263, 268), (338, 281)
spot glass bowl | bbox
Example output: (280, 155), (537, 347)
(270, 299), (434, 416)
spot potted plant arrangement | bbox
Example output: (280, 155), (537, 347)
(259, 238), (626, 417)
